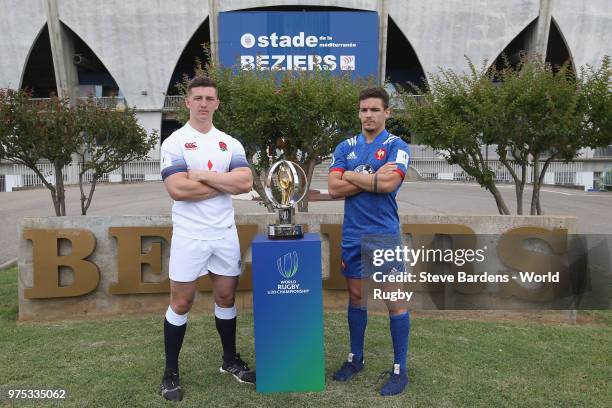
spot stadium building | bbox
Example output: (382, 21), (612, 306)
(0, 0), (610, 190)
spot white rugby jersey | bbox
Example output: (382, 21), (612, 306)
(160, 122), (249, 240)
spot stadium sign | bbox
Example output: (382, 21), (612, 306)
(218, 11), (379, 78)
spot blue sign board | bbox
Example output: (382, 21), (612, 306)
(219, 11), (379, 80)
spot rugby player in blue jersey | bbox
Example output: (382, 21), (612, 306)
(328, 87), (411, 396)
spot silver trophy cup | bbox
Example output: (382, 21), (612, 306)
(264, 160), (308, 239)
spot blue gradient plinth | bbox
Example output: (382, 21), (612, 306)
(252, 233), (324, 393)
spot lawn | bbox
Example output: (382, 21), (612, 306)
(0, 267), (610, 407)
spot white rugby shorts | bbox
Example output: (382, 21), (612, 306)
(169, 227), (241, 282)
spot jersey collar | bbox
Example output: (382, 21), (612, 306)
(359, 129), (389, 145)
(187, 122), (217, 137)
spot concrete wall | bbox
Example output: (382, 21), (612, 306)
(135, 111), (163, 159)
(2, 1), (612, 104)
(57, 0), (209, 109)
(552, 0), (612, 69)
(388, 0), (539, 80)
(0, 0), (46, 89)
(217, 0), (378, 11)
(18, 213), (577, 321)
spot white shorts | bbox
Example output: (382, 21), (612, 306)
(169, 228), (241, 282)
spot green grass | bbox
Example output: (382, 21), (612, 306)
(1, 266), (611, 407)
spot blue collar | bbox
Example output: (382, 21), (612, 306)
(359, 129), (389, 145)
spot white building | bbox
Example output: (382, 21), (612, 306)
(0, 0), (610, 189)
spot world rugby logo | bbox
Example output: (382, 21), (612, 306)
(241, 33), (256, 48)
(277, 251), (299, 278)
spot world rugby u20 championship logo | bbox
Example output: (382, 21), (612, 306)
(277, 251), (299, 278)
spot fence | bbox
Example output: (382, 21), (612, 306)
(163, 95), (184, 111)
(0, 161), (161, 189)
(28, 97), (127, 110)
(0, 158), (589, 190)
(410, 159), (583, 185)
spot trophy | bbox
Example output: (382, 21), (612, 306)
(264, 160), (308, 239)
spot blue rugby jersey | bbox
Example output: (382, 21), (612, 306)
(329, 129), (410, 239)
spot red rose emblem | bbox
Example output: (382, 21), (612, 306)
(219, 141), (227, 151)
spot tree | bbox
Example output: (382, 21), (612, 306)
(492, 56), (611, 214)
(485, 55), (532, 215)
(177, 60), (367, 212)
(401, 56), (611, 215)
(401, 61), (511, 215)
(274, 70), (365, 211)
(0, 89), (81, 215)
(499, 57), (585, 215)
(0, 90), (157, 216)
(76, 98), (158, 215)
(580, 56), (612, 155)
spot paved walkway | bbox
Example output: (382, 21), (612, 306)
(1, 180), (610, 265)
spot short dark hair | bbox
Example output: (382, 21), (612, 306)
(359, 87), (389, 109)
(187, 76), (217, 96)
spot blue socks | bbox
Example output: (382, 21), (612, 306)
(347, 306), (410, 370)
(347, 304), (367, 362)
(389, 312), (410, 371)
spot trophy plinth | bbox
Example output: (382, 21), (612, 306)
(264, 161), (307, 240)
(268, 207), (304, 239)
(268, 224), (304, 240)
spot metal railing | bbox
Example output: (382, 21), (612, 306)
(388, 94), (426, 110)
(162, 95), (423, 112)
(410, 159), (583, 185)
(163, 95), (184, 111)
(82, 96), (126, 109)
(0, 155), (592, 190)
(409, 145), (446, 159)
(594, 146), (612, 159)
(291, 154), (588, 187)
(23, 94), (454, 113)
(28, 97), (127, 110)
(0, 161), (160, 188)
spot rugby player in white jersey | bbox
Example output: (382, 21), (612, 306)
(159, 76), (254, 401)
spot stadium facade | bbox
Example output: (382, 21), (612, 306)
(0, 0), (610, 188)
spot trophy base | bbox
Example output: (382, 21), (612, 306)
(268, 224), (304, 240)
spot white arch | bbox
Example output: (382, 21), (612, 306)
(0, 0), (46, 89)
(388, 0), (540, 81)
(484, 17), (537, 72)
(18, 23), (49, 89)
(386, 15), (429, 87)
(57, 19), (128, 102)
(551, 0), (612, 69)
(165, 17), (210, 96)
(549, 16), (576, 73)
(57, 0), (208, 110)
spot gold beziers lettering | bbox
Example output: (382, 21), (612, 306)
(22, 224), (568, 301)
